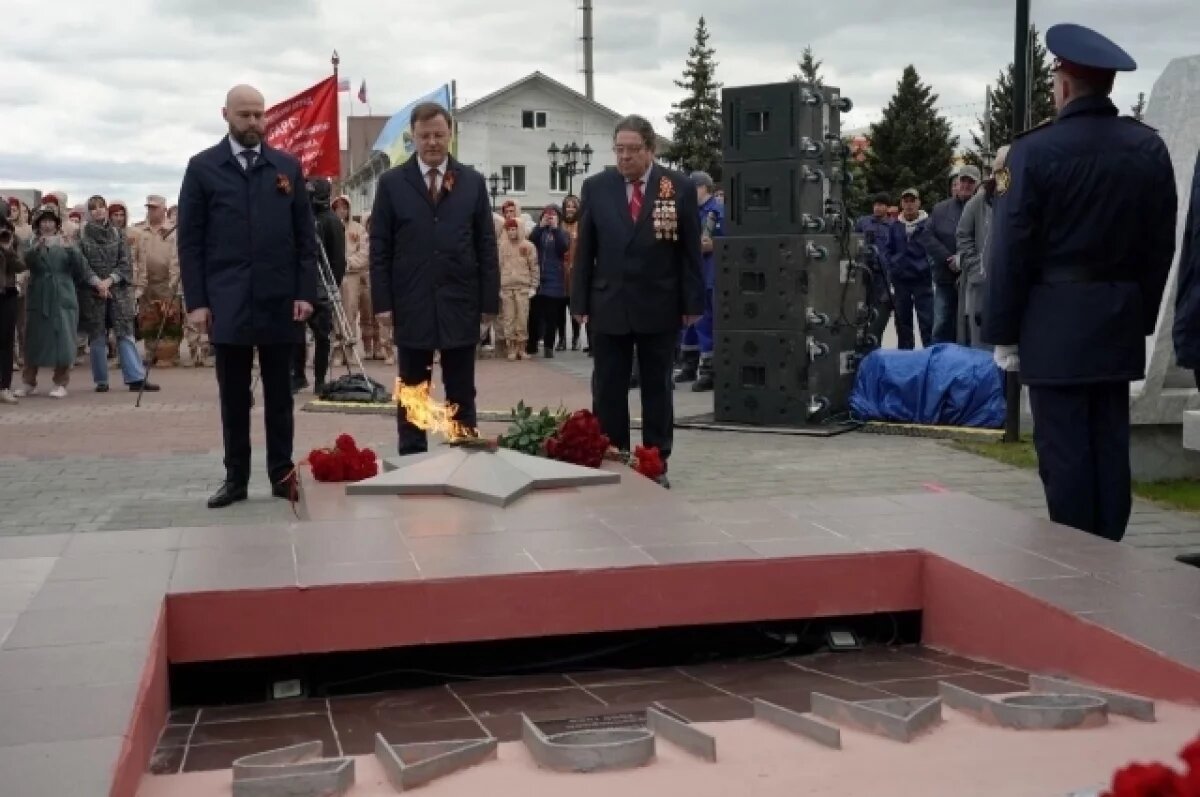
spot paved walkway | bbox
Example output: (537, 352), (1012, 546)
(2, 352), (1198, 558)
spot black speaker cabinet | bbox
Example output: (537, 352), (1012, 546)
(724, 161), (847, 236)
(714, 235), (845, 331)
(722, 82), (848, 164)
(713, 330), (812, 425)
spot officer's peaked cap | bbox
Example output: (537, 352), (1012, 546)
(1046, 23), (1136, 74)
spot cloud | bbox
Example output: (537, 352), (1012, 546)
(2, 0), (1197, 212)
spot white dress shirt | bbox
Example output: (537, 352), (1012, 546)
(228, 135), (262, 170)
(419, 157), (447, 194)
(625, 162), (656, 203)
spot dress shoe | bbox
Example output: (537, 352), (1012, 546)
(656, 474), (671, 489)
(271, 475), (298, 500)
(543, 349), (554, 359)
(207, 482), (248, 509)
(128, 381), (160, 392)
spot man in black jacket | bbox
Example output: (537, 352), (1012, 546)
(293, 177), (345, 394)
(370, 102), (499, 455)
(925, 165), (980, 343)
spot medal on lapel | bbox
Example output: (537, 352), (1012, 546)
(653, 176), (678, 241)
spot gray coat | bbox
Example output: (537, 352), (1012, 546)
(956, 189), (992, 349)
(77, 221), (136, 339)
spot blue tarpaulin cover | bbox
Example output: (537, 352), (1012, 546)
(849, 344), (1006, 428)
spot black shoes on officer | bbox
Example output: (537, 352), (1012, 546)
(207, 481), (248, 509)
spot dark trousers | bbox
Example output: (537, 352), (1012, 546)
(215, 343), (295, 485)
(0, 290), (17, 391)
(932, 282), (959, 344)
(867, 295), (892, 349)
(525, 300), (540, 354)
(396, 345), (476, 455)
(293, 302), (332, 386)
(1028, 382), (1131, 542)
(591, 330), (676, 461)
(533, 295), (568, 351)
(892, 279), (934, 350)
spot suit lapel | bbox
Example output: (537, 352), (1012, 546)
(219, 140), (249, 180)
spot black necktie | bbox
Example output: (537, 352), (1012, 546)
(243, 150), (258, 170)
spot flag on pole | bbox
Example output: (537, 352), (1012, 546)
(264, 76), (341, 177)
(337, 78), (350, 92)
(372, 83), (452, 166)
(357, 79), (368, 104)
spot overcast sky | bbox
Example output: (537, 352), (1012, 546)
(3, 0), (1197, 214)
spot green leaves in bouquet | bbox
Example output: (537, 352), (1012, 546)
(497, 400), (567, 456)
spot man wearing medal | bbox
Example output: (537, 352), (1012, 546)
(572, 115), (705, 487)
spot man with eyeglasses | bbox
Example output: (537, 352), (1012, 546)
(572, 115), (705, 488)
(983, 24), (1177, 542)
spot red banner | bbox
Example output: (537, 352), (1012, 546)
(265, 76), (340, 178)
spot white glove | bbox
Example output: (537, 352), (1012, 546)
(527, 288), (536, 298)
(992, 344), (1019, 372)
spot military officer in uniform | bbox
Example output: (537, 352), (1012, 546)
(983, 24), (1177, 542)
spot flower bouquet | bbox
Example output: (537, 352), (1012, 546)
(1093, 734), (1200, 797)
(306, 434), (379, 483)
(496, 403), (665, 482)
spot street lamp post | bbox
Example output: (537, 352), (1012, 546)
(487, 171), (511, 211)
(547, 141), (593, 195)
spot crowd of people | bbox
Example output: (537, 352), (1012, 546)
(0, 194), (179, 402)
(854, 160), (1011, 353)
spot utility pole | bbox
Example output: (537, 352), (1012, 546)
(982, 85), (992, 171)
(581, 0), (595, 100)
(1004, 0), (1031, 443)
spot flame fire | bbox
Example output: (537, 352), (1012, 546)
(394, 379), (478, 442)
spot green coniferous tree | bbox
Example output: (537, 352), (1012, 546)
(965, 26), (1055, 168)
(664, 16), (723, 180)
(863, 65), (958, 206)
(792, 46), (824, 85)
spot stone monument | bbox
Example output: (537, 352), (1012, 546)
(1131, 54), (1200, 479)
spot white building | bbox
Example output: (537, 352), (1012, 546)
(343, 71), (671, 216)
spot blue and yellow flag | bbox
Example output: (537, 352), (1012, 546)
(372, 84), (453, 166)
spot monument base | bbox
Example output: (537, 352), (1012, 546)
(1133, 423), (1200, 481)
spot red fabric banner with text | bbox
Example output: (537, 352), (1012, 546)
(265, 76), (340, 178)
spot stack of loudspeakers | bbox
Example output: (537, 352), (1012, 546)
(714, 81), (871, 427)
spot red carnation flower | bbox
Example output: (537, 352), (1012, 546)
(632, 445), (665, 481)
(335, 434), (358, 454)
(1107, 762), (1190, 797)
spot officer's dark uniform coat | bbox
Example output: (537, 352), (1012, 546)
(983, 93), (1177, 541)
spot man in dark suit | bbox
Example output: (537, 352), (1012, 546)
(572, 115), (705, 485)
(370, 102), (499, 455)
(178, 84), (318, 509)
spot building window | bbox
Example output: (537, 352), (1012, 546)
(502, 165), (526, 193)
(549, 165), (570, 193)
(521, 110), (547, 129)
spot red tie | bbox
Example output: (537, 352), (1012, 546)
(427, 168), (439, 204)
(629, 179), (644, 221)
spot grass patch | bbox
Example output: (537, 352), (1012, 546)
(952, 437), (1038, 470)
(948, 437), (1200, 513)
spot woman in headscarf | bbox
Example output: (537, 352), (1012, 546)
(14, 204), (101, 399)
(76, 196), (158, 393)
